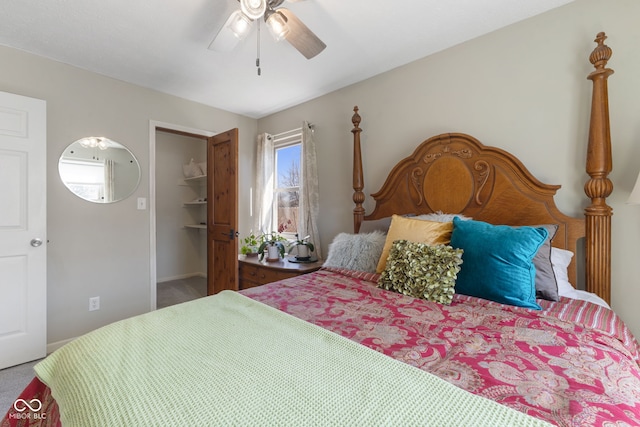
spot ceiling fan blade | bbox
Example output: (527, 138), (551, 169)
(279, 8), (326, 59)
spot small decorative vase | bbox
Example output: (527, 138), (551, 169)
(295, 245), (310, 259)
(266, 245), (280, 262)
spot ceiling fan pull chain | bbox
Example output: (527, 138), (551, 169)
(256, 19), (262, 76)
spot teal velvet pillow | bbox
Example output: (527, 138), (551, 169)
(378, 240), (463, 305)
(450, 217), (548, 310)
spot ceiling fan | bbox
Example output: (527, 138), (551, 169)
(209, 0), (326, 60)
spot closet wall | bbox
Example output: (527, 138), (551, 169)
(156, 131), (207, 282)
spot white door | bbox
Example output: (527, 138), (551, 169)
(0, 92), (47, 369)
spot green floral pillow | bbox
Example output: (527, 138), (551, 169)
(378, 240), (463, 305)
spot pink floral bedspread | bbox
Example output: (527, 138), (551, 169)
(242, 268), (640, 427)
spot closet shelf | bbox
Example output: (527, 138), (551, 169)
(178, 175), (206, 186)
(184, 224), (207, 229)
(181, 174), (206, 228)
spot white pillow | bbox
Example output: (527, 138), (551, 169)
(563, 288), (610, 309)
(550, 247), (610, 309)
(551, 247), (573, 295)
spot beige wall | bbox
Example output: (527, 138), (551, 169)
(0, 45), (257, 346)
(258, 0), (640, 338)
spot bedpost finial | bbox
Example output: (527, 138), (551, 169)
(352, 106), (361, 130)
(589, 32), (612, 71)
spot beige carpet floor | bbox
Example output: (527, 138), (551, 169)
(156, 276), (207, 309)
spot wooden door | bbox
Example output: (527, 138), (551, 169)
(207, 129), (238, 294)
(0, 91), (47, 369)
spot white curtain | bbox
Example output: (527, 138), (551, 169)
(103, 159), (115, 203)
(253, 133), (274, 234)
(299, 122), (322, 258)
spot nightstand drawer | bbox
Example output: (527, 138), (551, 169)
(238, 255), (323, 290)
(240, 263), (295, 284)
(239, 263), (260, 281)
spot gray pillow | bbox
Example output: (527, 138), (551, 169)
(532, 224), (560, 301)
(323, 230), (387, 273)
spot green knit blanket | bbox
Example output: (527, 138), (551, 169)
(35, 291), (551, 426)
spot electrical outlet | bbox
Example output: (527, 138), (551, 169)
(89, 296), (100, 311)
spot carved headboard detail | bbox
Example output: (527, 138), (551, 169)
(350, 32), (613, 304)
(360, 132), (584, 286)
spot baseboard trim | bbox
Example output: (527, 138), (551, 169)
(157, 272), (206, 283)
(47, 337), (76, 354)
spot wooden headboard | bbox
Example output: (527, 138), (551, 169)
(350, 32), (614, 304)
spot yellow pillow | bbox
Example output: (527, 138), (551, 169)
(376, 215), (453, 273)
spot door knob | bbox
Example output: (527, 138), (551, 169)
(221, 229), (239, 240)
(30, 238), (43, 247)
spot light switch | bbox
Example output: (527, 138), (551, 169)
(137, 197), (146, 210)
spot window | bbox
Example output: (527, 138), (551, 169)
(273, 139), (301, 235)
(58, 159), (106, 202)
(255, 123), (320, 257)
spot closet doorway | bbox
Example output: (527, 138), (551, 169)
(149, 122), (238, 310)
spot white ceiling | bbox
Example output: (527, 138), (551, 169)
(0, 0), (575, 119)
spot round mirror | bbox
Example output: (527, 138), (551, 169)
(59, 137), (141, 203)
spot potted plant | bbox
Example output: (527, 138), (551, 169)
(240, 232), (260, 256)
(288, 234), (315, 260)
(257, 232), (286, 261)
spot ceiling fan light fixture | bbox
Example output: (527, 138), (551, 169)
(79, 137), (109, 150)
(240, 0), (266, 20)
(227, 10), (253, 40)
(265, 10), (289, 41)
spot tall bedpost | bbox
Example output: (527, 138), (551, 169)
(585, 32), (614, 304)
(352, 106), (365, 233)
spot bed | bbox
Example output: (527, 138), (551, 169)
(3, 32), (639, 427)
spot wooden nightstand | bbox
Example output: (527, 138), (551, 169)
(238, 255), (323, 290)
